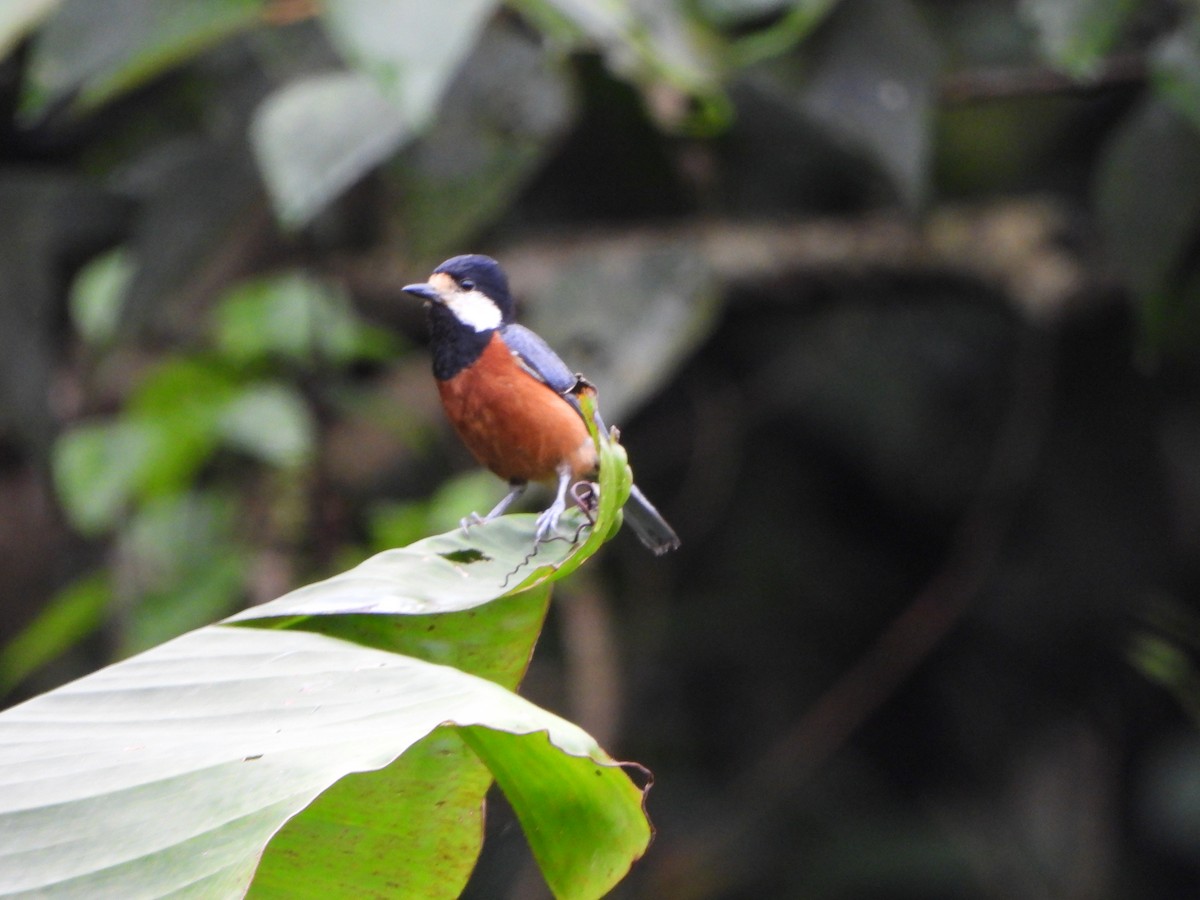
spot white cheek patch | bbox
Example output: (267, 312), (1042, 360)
(445, 289), (502, 332)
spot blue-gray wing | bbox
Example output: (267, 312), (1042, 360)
(500, 323), (578, 394)
(500, 323), (608, 431)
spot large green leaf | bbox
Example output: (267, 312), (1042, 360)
(218, 382), (315, 469)
(252, 0), (501, 227)
(251, 71), (413, 229)
(2, 407), (648, 898)
(320, 0), (499, 117)
(384, 17), (578, 260)
(0, 0), (61, 60)
(0, 628), (648, 899)
(791, 0), (940, 207)
(246, 727), (494, 899)
(51, 419), (159, 534)
(21, 0), (264, 116)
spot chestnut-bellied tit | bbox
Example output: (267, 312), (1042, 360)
(402, 254), (680, 555)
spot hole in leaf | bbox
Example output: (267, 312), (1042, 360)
(440, 549), (490, 564)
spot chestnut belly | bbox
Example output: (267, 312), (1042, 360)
(437, 339), (597, 484)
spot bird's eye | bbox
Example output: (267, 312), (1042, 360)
(460, 279), (476, 291)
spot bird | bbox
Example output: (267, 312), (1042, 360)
(402, 254), (681, 555)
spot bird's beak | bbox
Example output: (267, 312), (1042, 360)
(402, 282), (441, 302)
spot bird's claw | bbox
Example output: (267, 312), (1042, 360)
(459, 511), (487, 534)
(534, 499), (567, 542)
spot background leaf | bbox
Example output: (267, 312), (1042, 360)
(218, 383), (315, 468)
(320, 0), (499, 117)
(51, 421), (157, 534)
(384, 17), (578, 260)
(214, 272), (395, 365)
(1095, 98), (1200, 355)
(1152, 17), (1200, 136)
(251, 71), (413, 228)
(792, 0), (940, 207)
(0, 0), (61, 59)
(0, 573), (110, 694)
(1019, 0), (1137, 78)
(21, 0), (263, 116)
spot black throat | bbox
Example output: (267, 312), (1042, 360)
(427, 303), (494, 381)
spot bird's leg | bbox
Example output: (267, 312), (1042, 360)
(534, 464), (573, 541)
(462, 481), (526, 531)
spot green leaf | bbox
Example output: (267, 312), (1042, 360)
(232, 509), (594, 622)
(462, 727), (651, 900)
(127, 358), (242, 497)
(792, 0), (940, 207)
(68, 247), (134, 346)
(21, 0), (263, 117)
(320, 0), (499, 117)
(251, 71), (414, 228)
(218, 382), (315, 468)
(0, 572), (110, 693)
(129, 356), (240, 421)
(1095, 99), (1200, 298)
(0, 422), (647, 898)
(385, 17), (578, 259)
(52, 420), (157, 533)
(721, 0), (844, 67)
(52, 358), (263, 535)
(119, 491), (247, 654)
(252, 0), (501, 227)
(0, 627), (648, 899)
(248, 582), (557, 899)
(1019, 0), (1137, 79)
(0, 0), (61, 60)
(514, 0), (718, 105)
(247, 728), (493, 900)
(214, 271), (395, 365)
(1152, 18), (1200, 137)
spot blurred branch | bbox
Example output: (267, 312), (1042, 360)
(339, 198), (1088, 322)
(940, 54), (1147, 104)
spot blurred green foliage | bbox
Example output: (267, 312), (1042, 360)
(26, 268), (396, 670)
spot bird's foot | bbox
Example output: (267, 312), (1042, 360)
(459, 511), (487, 534)
(534, 498), (567, 542)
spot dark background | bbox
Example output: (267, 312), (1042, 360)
(3, 1), (1200, 897)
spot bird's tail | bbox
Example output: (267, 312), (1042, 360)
(624, 483), (681, 555)
(584, 403), (679, 554)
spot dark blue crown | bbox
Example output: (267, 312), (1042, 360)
(433, 254), (515, 322)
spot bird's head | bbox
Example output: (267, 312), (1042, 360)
(402, 254), (515, 331)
